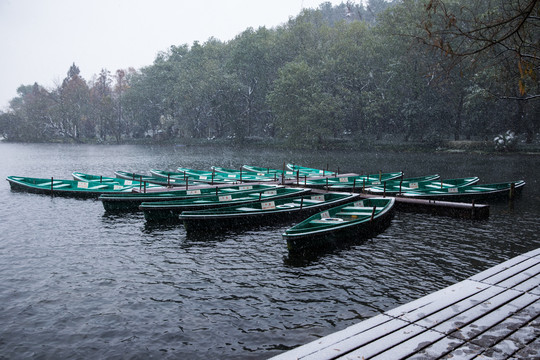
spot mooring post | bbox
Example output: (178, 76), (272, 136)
(304, 175), (307, 186)
(215, 186), (218, 196)
(399, 178), (403, 195)
(167, 174), (170, 187)
(143, 181), (146, 194)
(370, 206), (376, 221)
(51, 176), (54, 195)
(363, 178), (366, 193)
(510, 182), (515, 200)
(296, 170), (299, 185)
(379, 170), (382, 181)
(186, 177), (189, 191)
(326, 177), (329, 191)
(383, 182), (386, 198)
(300, 197), (303, 209)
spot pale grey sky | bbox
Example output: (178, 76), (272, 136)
(0, 0), (347, 110)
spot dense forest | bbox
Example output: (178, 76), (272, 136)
(0, 0), (538, 149)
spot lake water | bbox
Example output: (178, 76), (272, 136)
(0, 143), (538, 359)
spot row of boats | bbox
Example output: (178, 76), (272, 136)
(6, 164), (525, 253)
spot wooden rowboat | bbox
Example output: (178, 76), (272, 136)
(114, 170), (200, 187)
(72, 172), (163, 189)
(140, 187), (310, 222)
(241, 165), (297, 180)
(283, 197), (395, 253)
(330, 174), (442, 192)
(176, 167), (243, 184)
(179, 192), (359, 233)
(363, 176), (478, 195)
(99, 183), (282, 212)
(286, 164), (338, 177)
(400, 180), (526, 202)
(6, 176), (140, 198)
(301, 172), (403, 189)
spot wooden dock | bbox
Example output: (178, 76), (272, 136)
(270, 248), (540, 359)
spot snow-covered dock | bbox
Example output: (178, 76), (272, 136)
(271, 248), (540, 359)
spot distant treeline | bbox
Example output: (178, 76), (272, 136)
(1, 0), (538, 148)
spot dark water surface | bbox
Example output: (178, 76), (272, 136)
(0, 143), (538, 359)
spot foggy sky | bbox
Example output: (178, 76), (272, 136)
(0, 0), (345, 110)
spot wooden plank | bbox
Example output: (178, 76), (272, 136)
(447, 294), (538, 343)
(333, 322), (433, 359)
(269, 315), (394, 360)
(471, 257), (540, 287)
(473, 303), (540, 358)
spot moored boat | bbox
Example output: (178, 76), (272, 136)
(72, 172), (163, 189)
(149, 169), (207, 186)
(114, 170), (198, 187)
(179, 192), (359, 232)
(141, 187), (311, 222)
(400, 180), (526, 202)
(241, 165), (297, 180)
(99, 183), (282, 212)
(286, 164), (338, 177)
(363, 176), (478, 195)
(7, 176), (140, 198)
(301, 172), (404, 189)
(283, 197), (395, 253)
(331, 174), (442, 192)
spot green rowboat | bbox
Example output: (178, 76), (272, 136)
(179, 192), (359, 232)
(72, 172), (163, 189)
(114, 170), (200, 187)
(283, 197), (395, 253)
(241, 165), (297, 180)
(301, 172), (404, 189)
(286, 164), (338, 177)
(99, 183), (282, 212)
(7, 176), (140, 198)
(141, 187), (311, 222)
(400, 180), (526, 202)
(363, 176), (478, 195)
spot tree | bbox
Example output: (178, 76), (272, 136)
(418, 0), (540, 141)
(267, 60), (343, 148)
(89, 69), (114, 140)
(53, 63), (91, 141)
(421, 0), (539, 96)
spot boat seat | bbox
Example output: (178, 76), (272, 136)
(424, 184), (447, 189)
(89, 184), (110, 189)
(41, 181), (64, 186)
(276, 204), (296, 208)
(293, 199), (322, 204)
(50, 183), (71, 189)
(335, 211), (373, 217)
(342, 206), (378, 211)
(310, 218), (348, 224)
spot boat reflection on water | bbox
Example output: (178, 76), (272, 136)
(283, 223), (392, 267)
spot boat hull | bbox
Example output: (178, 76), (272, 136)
(99, 184), (283, 212)
(283, 198), (395, 254)
(400, 181), (526, 202)
(141, 187), (311, 222)
(180, 193), (359, 232)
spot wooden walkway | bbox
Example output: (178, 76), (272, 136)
(271, 248), (540, 359)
